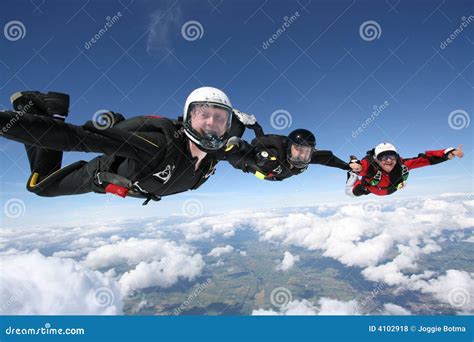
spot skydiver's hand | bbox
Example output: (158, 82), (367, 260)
(225, 136), (244, 152)
(233, 109), (257, 127)
(349, 162), (362, 173)
(348, 155), (362, 173)
(448, 144), (464, 159)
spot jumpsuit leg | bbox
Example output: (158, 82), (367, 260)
(345, 172), (359, 197)
(24, 137), (63, 179)
(26, 160), (96, 197)
(0, 110), (144, 157)
(0, 110), (99, 197)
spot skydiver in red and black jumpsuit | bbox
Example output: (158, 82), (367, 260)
(345, 142), (464, 197)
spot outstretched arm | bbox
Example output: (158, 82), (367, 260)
(218, 137), (258, 171)
(310, 150), (351, 170)
(249, 121), (265, 138)
(402, 145), (464, 170)
(0, 111), (165, 160)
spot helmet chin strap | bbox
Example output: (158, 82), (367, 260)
(291, 163), (308, 169)
(191, 132), (227, 153)
(201, 132), (222, 149)
(288, 158), (309, 169)
(202, 130), (219, 139)
(192, 140), (217, 153)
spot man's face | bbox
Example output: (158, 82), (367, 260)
(190, 104), (229, 138)
(289, 144), (313, 166)
(376, 153), (397, 173)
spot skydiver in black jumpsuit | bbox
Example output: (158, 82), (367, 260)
(0, 87), (259, 205)
(224, 129), (361, 181)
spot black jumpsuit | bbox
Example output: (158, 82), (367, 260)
(225, 134), (351, 181)
(0, 110), (247, 202)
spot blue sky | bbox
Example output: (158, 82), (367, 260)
(0, 0), (473, 226)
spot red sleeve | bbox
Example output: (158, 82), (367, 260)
(359, 159), (371, 176)
(402, 149), (450, 170)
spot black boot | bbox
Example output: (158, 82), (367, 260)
(10, 91), (70, 120)
(9, 91), (69, 178)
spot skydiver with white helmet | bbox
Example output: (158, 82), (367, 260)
(345, 142), (464, 197)
(0, 87), (256, 204)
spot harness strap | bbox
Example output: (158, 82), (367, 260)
(95, 171), (161, 205)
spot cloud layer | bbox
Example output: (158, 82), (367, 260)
(1, 193), (472, 314)
(252, 298), (361, 315)
(0, 250), (123, 315)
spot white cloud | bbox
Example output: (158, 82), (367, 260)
(132, 299), (148, 314)
(252, 298), (360, 316)
(381, 303), (412, 315)
(146, 1), (183, 54)
(208, 245), (234, 257)
(252, 298), (413, 316)
(317, 297), (360, 315)
(463, 235), (474, 243)
(176, 211), (255, 241)
(83, 238), (192, 269)
(0, 219), (142, 259)
(251, 308), (281, 315)
(361, 240), (438, 286)
(413, 269), (474, 314)
(0, 250), (122, 315)
(276, 251), (299, 271)
(119, 253), (204, 296)
(80, 237), (205, 296)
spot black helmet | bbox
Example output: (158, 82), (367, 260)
(287, 129), (316, 168)
(288, 129), (316, 148)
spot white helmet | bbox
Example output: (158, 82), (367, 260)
(374, 142), (398, 158)
(182, 87), (233, 151)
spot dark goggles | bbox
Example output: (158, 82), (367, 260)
(377, 152), (397, 162)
